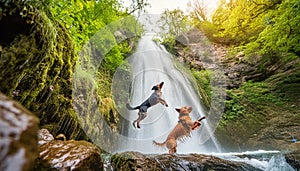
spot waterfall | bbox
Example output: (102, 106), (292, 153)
(112, 35), (223, 153)
(73, 14), (225, 154)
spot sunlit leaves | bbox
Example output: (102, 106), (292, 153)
(49, 0), (121, 51)
(256, 0), (300, 56)
(209, 0), (299, 61)
(212, 0), (273, 45)
(156, 9), (191, 52)
(157, 9), (191, 38)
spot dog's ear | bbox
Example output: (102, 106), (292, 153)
(157, 81), (164, 89)
(175, 108), (180, 113)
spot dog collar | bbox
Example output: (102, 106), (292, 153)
(178, 119), (190, 131)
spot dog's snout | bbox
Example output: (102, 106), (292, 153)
(152, 86), (158, 90)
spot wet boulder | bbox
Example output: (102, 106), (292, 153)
(0, 93), (39, 171)
(111, 151), (161, 170)
(285, 150), (300, 170)
(38, 129), (55, 146)
(111, 151), (263, 171)
(35, 130), (103, 170)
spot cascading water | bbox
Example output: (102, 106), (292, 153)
(73, 14), (296, 171)
(112, 34), (223, 153)
(110, 34), (296, 171)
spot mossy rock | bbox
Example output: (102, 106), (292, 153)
(0, 1), (86, 140)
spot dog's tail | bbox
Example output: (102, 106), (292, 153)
(126, 103), (139, 110)
(152, 140), (166, 147)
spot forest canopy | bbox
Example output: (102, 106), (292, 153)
(208, 0), (300, 59)
(158, 0), (299, 62)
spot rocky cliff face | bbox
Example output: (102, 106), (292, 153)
(174, 27), (300, 152)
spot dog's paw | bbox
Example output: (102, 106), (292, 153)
(192, 121), (201, 130)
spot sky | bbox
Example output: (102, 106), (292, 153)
(121, 0), (220, 15)
(146, 0), (219, 14)
(120, 0), (220, 33)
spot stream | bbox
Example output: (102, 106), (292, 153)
(213, 150), (295, 170)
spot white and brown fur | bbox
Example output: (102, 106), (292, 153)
(126, 81), (168, 128)
(153, 106), (205, 154)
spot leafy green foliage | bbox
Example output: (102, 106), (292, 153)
(254, 0), (300, 56)
(47, 0), (144, 82)
(102, 42), (131, 74)
(157, 9), (191, 52)
(212, 0), (275, 45)
(187, 0), (300, 140)
(196, 21), (219, 42)
(49, 0), (145, 128)
(158, 9), (191, 37)
(160, 35), (176, 53)
(210, 0), (300, 58)
(51, 1), (144, 76)
(49, 0), (122, 52)
(192, 69), (213, 106)
(0, 0), (89, 139)
(0, 0), (54, 14)
(0, 0), (146, 141)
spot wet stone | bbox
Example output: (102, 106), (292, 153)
(0, 93), (39, 171)
(285, 150), (300, 170)
(38, 129), (54, 146)
(111, 151), (263, 171)
(36, 138), (103, 170)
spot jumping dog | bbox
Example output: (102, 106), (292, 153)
(126, 81), (168, 128)
(153, 106), (205, 154)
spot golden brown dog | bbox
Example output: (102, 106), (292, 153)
(127, 81), (168, 128)
(153, 106), (205, 154)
